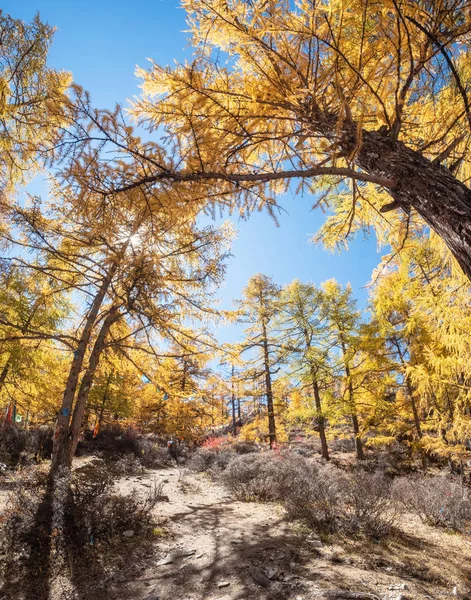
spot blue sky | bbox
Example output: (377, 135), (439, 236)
(7, 0), (383, 340)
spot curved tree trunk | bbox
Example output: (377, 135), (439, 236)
(352, 128), (471, 279)
(65, 305), (121, 465)
(51, 267), (117, 471)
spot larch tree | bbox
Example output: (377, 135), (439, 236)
(126, 0), (471, 282)
(0, 264), (70, 425)
(234, 274), (281, 447)
(278, 279), (331, 459)
(0, 11), (71, 192)
(2, 158), (232, 468)
(370, 231), (471, 461)
(369, 257), (430, 444)
(321, 279), (365, 460)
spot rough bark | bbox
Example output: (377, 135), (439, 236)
(261, 319), (277, 447)
(65, 305), (121, 465)
(51, 266), (117, 471)
(310, 365), (329, 460)
(353, 129), (471, 280)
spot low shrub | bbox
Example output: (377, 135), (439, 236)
(233, 441), (260, 454)
(76, 425), (142, 458)
(0, 459), (163, 586)
(393, 475), (471, 532)
(188, 448), (234, 473)
(76, 426), (173, 468)
(0, 425), (53, 468)
(340, 470), (396, 537)
(106, 453), (143, 476)
(69, 461), (162, 546)
(280, 462), (341, 531)
(221, 452), (315, 502)
(329, 436), (356, 453)
(220, 452), (395, 537)
(136, 438), (172, 468)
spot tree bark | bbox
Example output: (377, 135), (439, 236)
(310, 365), (329, 460)
(261, 319), (277, 447)
(65, 305), (121, 465)
(0, 361), (10, 391)
(351, 128), (471, 280)
(51, 266), (117, 471)
(340, 340), (364, 460)
(231, 364), (237, 436)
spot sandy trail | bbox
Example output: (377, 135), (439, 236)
(112, 466), (311, 600)
(106, 466), (471, 600)
(2, 463), (471, 600)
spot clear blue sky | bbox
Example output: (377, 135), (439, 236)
(7, 0), (384, 340)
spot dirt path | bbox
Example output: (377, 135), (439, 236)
(112, 466), (311, 600)
(2, 464), (470, 600)
(104, 466), (471, 600)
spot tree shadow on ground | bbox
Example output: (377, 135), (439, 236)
(343, 524), (471, 595)
(1, 473), (54, 600)
(104, 500), (332, 600)
(0, 472), (162, 600)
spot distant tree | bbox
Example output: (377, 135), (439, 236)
(278, 280), (331, 459)
(321, 279), (365, 460)
(234, 274), (281, 447)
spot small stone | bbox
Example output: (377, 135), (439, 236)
(308, 539), (323, 548)
(230, 539), (243, 544)
(176, 549), (196, 558)
(266, 566), (282, 580)
(157, 555), (174, 566)
(195, 553), (203, 559)
(452, 586), (459, 596)
(399, 584), (409, 591)
(123, 530), (134, 538)
(250, 567), (271, 588)
(217, 581), (230, 588)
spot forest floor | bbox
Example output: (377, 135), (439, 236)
(2, 462), (471, 600)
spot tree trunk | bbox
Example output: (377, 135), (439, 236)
(261, 320), (276, 447)
(0, 360), (10, 391)
(310, 366), (329, 460)
(97, 373), (112, 431)
(354, 129), (471, 280)
(396, 348), (424, 440)
(340, 340), (364, 460)
(231, 365), (237, 436)
(51, 267), (117, 471)
(305, 110), (471, 280)
(65, 305), (121, 465)
(405, 376), (423, 439)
